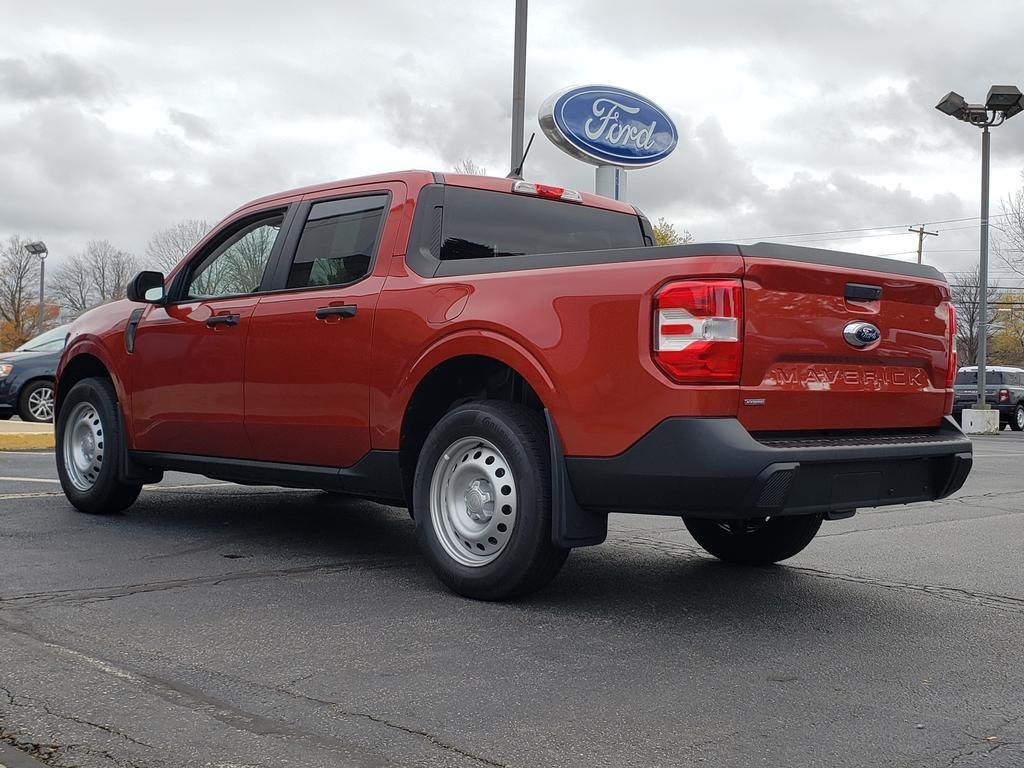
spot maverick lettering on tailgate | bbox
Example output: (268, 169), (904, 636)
(765, 365), (929, 391)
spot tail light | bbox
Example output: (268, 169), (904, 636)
(654, 279), (743, 383)
(945, 303), (957, 388)
(999, 388), (1010, 403)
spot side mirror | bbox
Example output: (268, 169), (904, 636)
(126, 271), (166, 304)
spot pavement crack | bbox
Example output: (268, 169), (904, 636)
(1, 687), (151, 748)
(0, 557), (409, 608)
(614, 533), (1024, 614)
(328, 706), (512, 768)
(258, 682), (510, 767)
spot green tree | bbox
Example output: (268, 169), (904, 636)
(652, 217), (693, 246)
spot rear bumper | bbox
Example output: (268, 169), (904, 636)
(565, 416), (972, 518)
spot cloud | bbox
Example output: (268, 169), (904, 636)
(168, 109), (220, 143)
(0, 0), (1017, 282)
(0, 53), (115, 103)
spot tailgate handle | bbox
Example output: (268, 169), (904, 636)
(845, 283), (882, 301)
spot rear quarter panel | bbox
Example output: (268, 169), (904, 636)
(373, 252), (744, 457)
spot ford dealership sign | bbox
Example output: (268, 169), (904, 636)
(539, 85), (677, 168)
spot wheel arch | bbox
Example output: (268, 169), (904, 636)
(398, 351), (550, 512)
(56, 349), (121, 415)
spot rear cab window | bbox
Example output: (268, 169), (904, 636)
(286, 195), (388, 289)
(439, 187), (645, 261)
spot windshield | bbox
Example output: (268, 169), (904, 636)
(16, 324), (70, 353)
(955, 370), (1010, 386)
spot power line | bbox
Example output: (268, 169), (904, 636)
(717, 213), (1013, 243)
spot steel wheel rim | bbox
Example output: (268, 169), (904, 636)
(62, 402), (105, 492)
(28, 386), (55, 421)
(429, 436), (518, 567)
(1017, 407), (1023, 430)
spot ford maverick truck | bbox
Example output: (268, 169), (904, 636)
(55, 171), (972, 599)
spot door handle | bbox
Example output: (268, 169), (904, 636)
(206, 313), (240, 328)
(315, 305), (357, 320)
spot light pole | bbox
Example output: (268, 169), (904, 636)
(936, 85), (1023, 412)
(23, 241), (48, 334)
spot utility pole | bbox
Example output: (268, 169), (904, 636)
(908, 225), (938, 264)
(509, 0), (527, 176)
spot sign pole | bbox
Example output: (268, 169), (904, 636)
(510, 0), (527, 174)
(595, 166), (626, 200)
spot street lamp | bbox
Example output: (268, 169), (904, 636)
(23, 241), (48, 334)
(936, 85), (1024, 415)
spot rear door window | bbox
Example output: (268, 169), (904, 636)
(286, 195), (388, 289)
(439, 187), (645, 261)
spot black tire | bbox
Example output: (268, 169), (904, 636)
(18, 379), (55, 423)
(1011, 404), (1024, 432)
(55, 377), (141, 514)
(683, 514), (823, 565)
(413, 400), (569, 600)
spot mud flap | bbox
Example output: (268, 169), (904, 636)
(545, 410), (607, 548)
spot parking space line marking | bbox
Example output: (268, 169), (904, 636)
(0, 477), (233, 489)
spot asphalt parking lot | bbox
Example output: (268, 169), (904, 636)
(1, 435), (1023, 768)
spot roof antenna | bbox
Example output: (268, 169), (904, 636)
(507, 132), (535, 180)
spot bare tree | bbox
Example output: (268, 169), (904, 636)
(145, 219), (210, 272)
(50, 240), (138, 317)
(453, 158), (487, 176)
(949, 264), (1000, 365)
(995, 171), (1024, 276)
(652, 217), (694, 246)
(0, 235), (40, 350)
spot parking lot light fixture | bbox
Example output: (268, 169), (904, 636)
(936, 91), (968, 119)
(23, 241), (48, 333)
(985, 85), (1023, 113)
(936, 85), (1023, 414)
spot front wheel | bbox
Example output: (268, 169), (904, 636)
(1011, 404), (1024, 432)
(683, 515), (822, 565)
(56, 377), (141, 514)
(19, 380), (55, 422)
(413, 401), (569, 600)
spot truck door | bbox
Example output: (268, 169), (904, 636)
(243, 183), (405, 467)
(130, 208), (289, 458)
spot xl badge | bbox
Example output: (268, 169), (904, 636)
(843, 321), (881, 348)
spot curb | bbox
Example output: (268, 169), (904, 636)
(0, 744), (51, 768)
(0, 433), (54, 451)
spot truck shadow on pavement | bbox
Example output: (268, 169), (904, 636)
(83, 488), (950, 640)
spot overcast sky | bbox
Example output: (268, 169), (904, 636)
(2, 0), (1023, 280)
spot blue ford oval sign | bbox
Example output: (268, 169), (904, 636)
(538, 85), (678, 168)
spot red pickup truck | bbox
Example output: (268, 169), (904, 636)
(55, 171), (972, 599)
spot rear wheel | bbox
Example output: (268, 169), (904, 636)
(1011, 404), (1024, 432)
(55, 377), (141, 514)
(413, 401), (569, 600)
(683, 515), (822, 565)
(19, 380), (55, 422)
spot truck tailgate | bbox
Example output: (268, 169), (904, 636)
(738, 243), (954, 432)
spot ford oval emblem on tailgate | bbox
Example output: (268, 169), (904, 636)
(844, 321), (881, 348)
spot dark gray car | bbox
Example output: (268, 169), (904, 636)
(0, 324), (70, 423)
(952, 365), (1024, 431)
